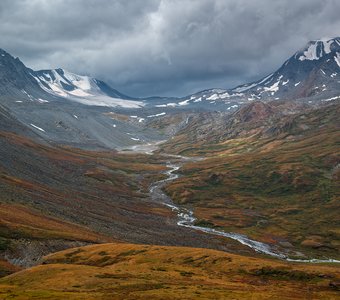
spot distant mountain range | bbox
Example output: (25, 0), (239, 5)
(1, 37), (340, 109)
(0, 37), (339, 149)
(177, 37), (340, 106)
(0, 49), (165, 149)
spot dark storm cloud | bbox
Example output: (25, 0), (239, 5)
(0, 0), (339, 97)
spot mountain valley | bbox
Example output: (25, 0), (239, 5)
(0, 37), (339, 298)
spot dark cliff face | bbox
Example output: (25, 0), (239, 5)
(0, 49), (40, 95)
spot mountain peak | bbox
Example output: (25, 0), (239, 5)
(0, 48), (10, 56)
(296, 37), (340, 61)
(32, 68), (142, 107)
(0, 48), (42, 96)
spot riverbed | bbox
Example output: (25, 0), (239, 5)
(150, 155), (340, 263)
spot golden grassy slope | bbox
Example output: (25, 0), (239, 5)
(0, 243), (339, 299)
(0, 203), (110, 243)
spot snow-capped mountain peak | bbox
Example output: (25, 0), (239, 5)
(34, 68), (93, 98)
(296, 37), (340, 61)
(227, 37), (340, 102)
(161, 37), (340, 109)
(32, 68), (144, 108)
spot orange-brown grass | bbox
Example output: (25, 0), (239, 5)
(163, 110), (340, 258)
(0, 203), (110, 243)
(0, 130), (166, 174)
(0, 259), (21, 277)
(0, 243), (339, 299)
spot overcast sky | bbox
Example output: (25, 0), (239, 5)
(0, 0), (339, 97)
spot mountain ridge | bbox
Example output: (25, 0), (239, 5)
(0, 37), (339, 150)
(180, 37), (340, 106)
(1, 37), (339, 111)
(0, 48), (144, 109)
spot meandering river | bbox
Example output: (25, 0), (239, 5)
(150, 155), (340, 264)
(121, 143), (339, 263)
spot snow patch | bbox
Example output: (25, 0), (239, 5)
(263, 80), (280, 93)
(30, 124), (45, 132)
(155, 103), (177, 108)
(321, 95), (340, 102)
(335, 52), (340, 68)
(299, 39), (337, 61)
(147, 112), (166, 118)
(178, 99), (191, 106)
(33, 69), (144, 108)
(299, 42), (321, 61)
(219, 92), (230, 98)
(70, 97), (144, 108)
(323, 39), (333, 54)
(206, 94), (219, 101)
(68, 89), (91, 97)
(227, 105), (238, 110)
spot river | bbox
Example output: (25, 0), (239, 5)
(149, 155), (340, 264)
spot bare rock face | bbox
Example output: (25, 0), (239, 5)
(0, 49), (37, 91)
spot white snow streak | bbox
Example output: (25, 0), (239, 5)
(30, 124), (45, 132)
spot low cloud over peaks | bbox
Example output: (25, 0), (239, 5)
(1, 0), (339, 97)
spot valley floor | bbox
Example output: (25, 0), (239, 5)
(0, 100), (339, 299)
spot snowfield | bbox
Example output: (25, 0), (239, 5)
(33, 69), (145, 108)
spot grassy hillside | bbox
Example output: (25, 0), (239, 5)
(0, 111), (252, 272)
(0, 120), (172, 269)
(162, 102), (340, 258)
(0, 243), (339, 299)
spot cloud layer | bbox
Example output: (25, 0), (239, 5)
(1, 0), (339, 97)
